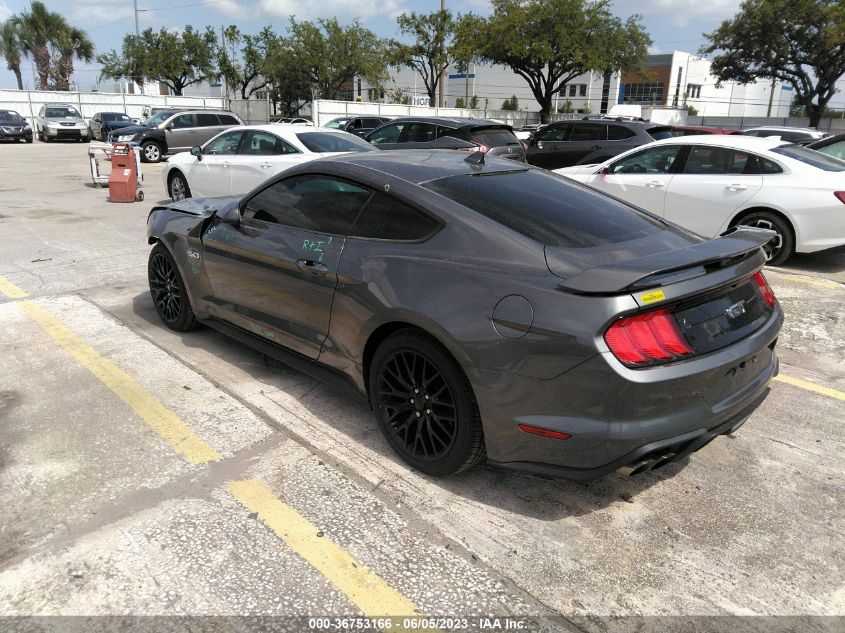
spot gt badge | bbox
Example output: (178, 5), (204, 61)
(725, 300), (747, 320)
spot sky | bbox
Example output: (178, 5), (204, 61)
(0, 0), (842, 108)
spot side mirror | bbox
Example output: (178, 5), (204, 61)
(165, 122), (173, 131)
(190, 145), (202, 161)
(597, 166), (609, 175)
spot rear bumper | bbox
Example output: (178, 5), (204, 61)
(468, 306), (783, 480)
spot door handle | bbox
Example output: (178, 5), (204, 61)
(591, 144), (603, 150)
(223, 161), (230, 167)
(727, 183), (747, 191)
(261, 162), (272, 169)
(645, 180), (665, 188)
(296, 259), (328, 274)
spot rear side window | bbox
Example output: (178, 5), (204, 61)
(243, 175), (371, 234)
(647, 127), (675, 140)
(424, 170), (665, 248)
(363, 118), (383, 128)
(350, 192), (440, 241)
(771, 145), (845, 172)
(607, 125), (636, 140)
(470, 127), (520, 148)
(197, 113), (219, 126)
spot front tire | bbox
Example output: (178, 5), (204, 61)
(141, 141), (162, 163)
(369, 330), (485, 476)
(737, 211), (794, 266)
(168, 171), (191, 201)
(147, 243), (198, 332)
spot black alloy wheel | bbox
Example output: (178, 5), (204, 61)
(370, 330), (485, 476)
(738, 211), (794, 266)
(169, 172), (191, 201)
(147, 244), (198, 331)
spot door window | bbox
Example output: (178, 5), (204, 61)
(607, 125), (636, 140)
(368, 122), (404, 144)
(570, 123), (606, 141)
(241, 130), (299, 155)
(242, 175), (372, 234)
(609, 146), (683, 174)
(817, 141), (845, 161)
(398, 122), (436, 143)
(350, 192), (441, 241)
(536, 124), (571, 142)
(171, 114), (195, 129)
(204, 131), (244, 155)
(684, 146), (755, 174)
(218, 114), (240, 125)
(197, 113), (220, 127)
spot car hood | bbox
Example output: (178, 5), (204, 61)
(554, 164), (600, 176)
(45, 117), (84, 123)
(114, 124), (154, 136)
(105, 121), (134, 128)
(0, 121), (28, 128)
(160, 195), (241, 217)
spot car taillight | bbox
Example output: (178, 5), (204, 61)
(604, 307), (693, 367)
(834, 191), (845, 204)
(753, 271), (776, 307)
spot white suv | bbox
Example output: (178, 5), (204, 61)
(36, 103), (89, 142)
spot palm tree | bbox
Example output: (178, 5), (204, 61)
(18, 1), (64, 90)
(0, 20), (24, 90)
(50, 26), (94, 90)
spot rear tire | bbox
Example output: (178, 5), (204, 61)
(737, 211), (794, 266)
(147, 243), (198, 332)
(369, 329), (485, 476)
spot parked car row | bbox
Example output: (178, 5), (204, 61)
(0, 109), (33, 142)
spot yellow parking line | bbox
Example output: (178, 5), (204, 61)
(228, 479), (435, 628)
(766, 271), (842, 290)
(775, 374), (845, 403)
(0, 274), (28, 299)
(19, 300), (220, 465)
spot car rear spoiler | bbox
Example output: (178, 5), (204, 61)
(552, 226), (774, 294)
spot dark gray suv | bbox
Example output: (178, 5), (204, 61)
(366, 117), (526, 163)
(526, 118), (674, 169)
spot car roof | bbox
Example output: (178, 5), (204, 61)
(229, 124), (347, 136)
(647, 134), (787, 150)
(672, 125), (738, 134)
(315, 149), (532, 184)
(383, 116), (508, 128)
(743, 125), (818, 132)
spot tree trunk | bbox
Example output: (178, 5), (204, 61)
(12, 66), (23, 90)
(33, 42), (51, 90)
(538, 93), (553, 123)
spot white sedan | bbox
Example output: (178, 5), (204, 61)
(162, 124), (376, 201)
(555, 135), (845, 265)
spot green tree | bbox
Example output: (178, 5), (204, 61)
(558, 98), (573, 113)
(702, 0), (845, 127)
(288, 17), (389, 100)
(501, 94), (519, 110)
(261, 36), (312, 116)
(98, 26), (218, 96)
(0, 20), (24, 90)
(390, 10), (455, 107)
(456, 0), (651, 123)
(50, 26), (94, 90)
(469, 94), (479, 109)
(17, 1), (65, 89)
(219, 25), (272, 99)
(455, 97), (466, 108)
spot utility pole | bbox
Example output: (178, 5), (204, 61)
(438, 0), (445, 108)
(766, 76), (775, 117)
(133, 0), (140, 36)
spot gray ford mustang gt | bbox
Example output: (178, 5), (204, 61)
(146, 150), (783, 479)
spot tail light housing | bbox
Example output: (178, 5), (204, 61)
(605, 307), (693, 367)
(753, 271), (776, 307)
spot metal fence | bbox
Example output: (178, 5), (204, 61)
(0, 89), (226, 125)
(687, 115), (845, 133)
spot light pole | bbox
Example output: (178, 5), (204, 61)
(438, 0), (445, 108)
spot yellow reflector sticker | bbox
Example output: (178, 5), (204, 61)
(640, 290), (666, 304)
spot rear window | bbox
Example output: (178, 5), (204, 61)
(647, 126), (675, 140)
(424, 169), (666, 248)
(470, 127), (520, 148)
(296, 131), (375, 153)
(771, 145), (845, 172)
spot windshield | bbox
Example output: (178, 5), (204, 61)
(296, 131), (375, 153)
(425, 169), (666, 248)
(772, 144), (845, 172)
(324, 118), (350, 129)
(0, 110), (24, 123)
(142, 111), (178, 127)
(45, 107), (80, 118)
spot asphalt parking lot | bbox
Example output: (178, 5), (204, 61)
(1, 141), (843, 632)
